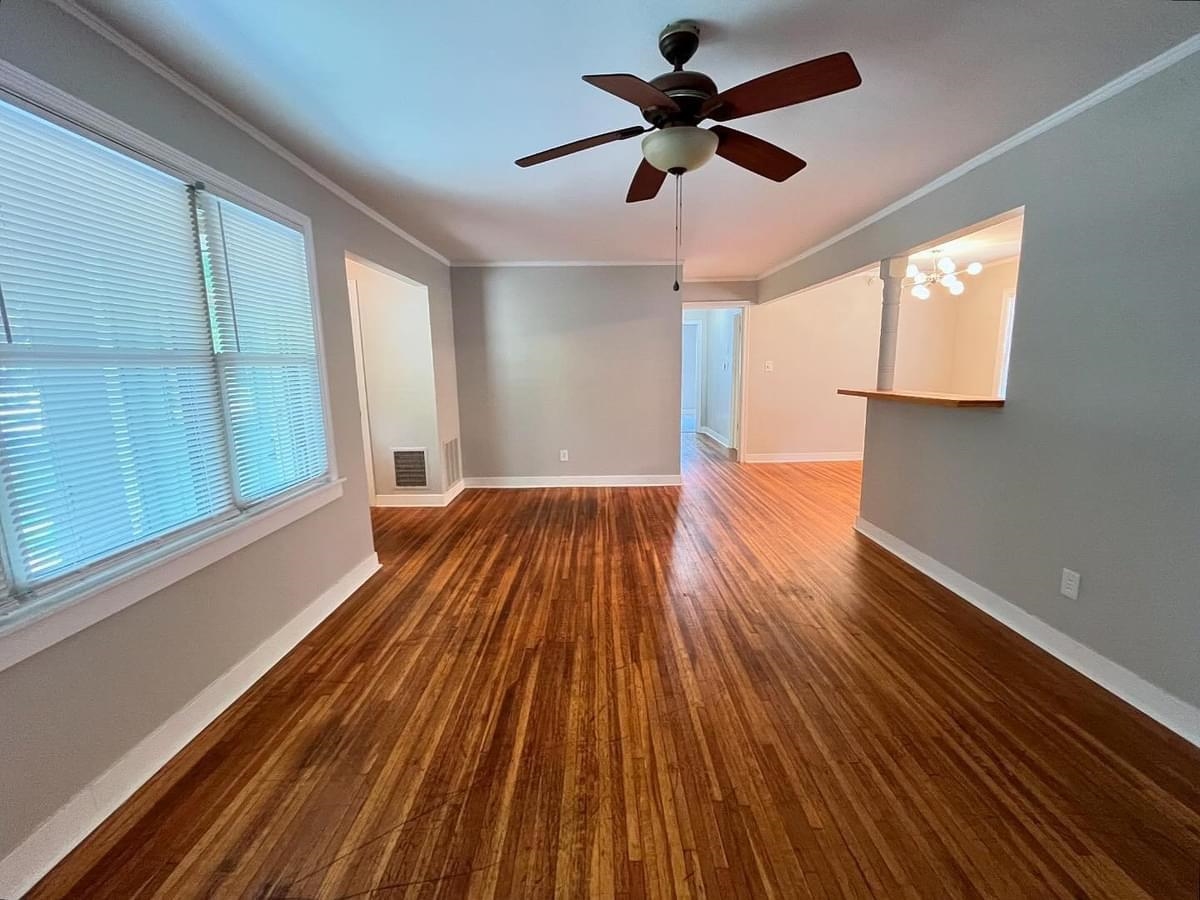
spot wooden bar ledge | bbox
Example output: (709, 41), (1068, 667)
(837, 388), (1005, 408)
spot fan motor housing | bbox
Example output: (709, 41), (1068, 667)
(644, 70), (718, 126)
(658, 21), (701, 69)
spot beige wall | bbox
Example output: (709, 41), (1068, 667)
(894, 285), (957, 392)
(347, 259), (442, 495)
(744, 273), (879, 458)
(0, 0), (459, 864)
(452, 266), (681, 479)
(949, 259), (1019, 395)
(894, 258), (1019, 396)
(759, 50), (1200, 711)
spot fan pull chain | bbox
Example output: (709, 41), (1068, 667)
(673, 173), (682, 292)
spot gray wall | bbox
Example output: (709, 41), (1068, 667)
(452, 266), (681, 478)
(762, 52), (1200, 707)
(681, 280), (756, 304)
(0, 0), (458, 860)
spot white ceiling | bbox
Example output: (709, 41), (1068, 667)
(80, 1), (1200, 278)
(909, 214), (1024, 266)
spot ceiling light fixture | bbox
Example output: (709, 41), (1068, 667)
(904, 250), (983, 299)
(641, 126), (719, 174)
(514, 21), (862, 292)
(641, 126), (720, 292)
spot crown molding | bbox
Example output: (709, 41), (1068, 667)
(47, 0), (452, 267)
(40, 3), (1200, 283)
(757, 32), (1200, 281)
(453, 260), (676, 268)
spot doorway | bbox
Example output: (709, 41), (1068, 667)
(346, 254), (450, 506)
(681, 320), (701, 433)
(681, 305), (747, 464)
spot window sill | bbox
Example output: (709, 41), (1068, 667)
(837, 389), (1005, 408)
(0, 478), (344, 673)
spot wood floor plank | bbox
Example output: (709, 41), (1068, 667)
(25, 435), (1200, 899)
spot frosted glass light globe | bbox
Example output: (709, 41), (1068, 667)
(966, 261), (983, 276)
(912, 284), (931, 300)
(937, 256), (956, 274)
(642, 126), (719, 173)
(905, 263), (919, 279)
(949, 280), (966, 296)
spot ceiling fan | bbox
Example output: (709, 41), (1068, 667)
(515, 21), (862, 203)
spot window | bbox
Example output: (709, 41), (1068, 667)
(0, 96), (330, 619)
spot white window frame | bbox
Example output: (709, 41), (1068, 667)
(0, 60), (342, 673)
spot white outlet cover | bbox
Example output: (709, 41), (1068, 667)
(559, 449), (569, 462)
(764, 360), (774, 372)
(1060, 568), (1080, 600)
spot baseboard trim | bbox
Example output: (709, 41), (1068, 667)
(743, 451), (863, 463)
(697, 426), (733, 449)
(372, 479), (464, 508)
(854, 517), (1199, 747)
(0, 553), (382, 899)
(464, 474), (682, 489)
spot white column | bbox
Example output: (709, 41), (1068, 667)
(876, 256), (906, 390)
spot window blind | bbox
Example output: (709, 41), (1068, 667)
(194, 194), (328, 504)
(0, 97), (329, 609)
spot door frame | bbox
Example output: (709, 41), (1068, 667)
(681, 301), (750, 462)
(994, 289), (1017, 398)
(346, 276), (377, 503)
(680, 319), (704, 434)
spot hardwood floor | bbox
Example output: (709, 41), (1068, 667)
(29, 435), (1200, 898)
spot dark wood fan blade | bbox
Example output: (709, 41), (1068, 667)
(626, 158), (667, 203)
(583, 74), (681, 112)
(515, 126), (647, 167)
(702, 51), (861, 122)
(712, 126), (806, 182)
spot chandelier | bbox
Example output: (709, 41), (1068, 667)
(903, 250), (983, 300)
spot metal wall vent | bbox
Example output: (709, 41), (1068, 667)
(392, 448), (428, 488)
(443, 437), (462, 486)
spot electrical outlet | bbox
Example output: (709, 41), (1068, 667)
(764, 360), (774, 373)
(1060, 568), (1080, 600)
(559, 449), (569, 462)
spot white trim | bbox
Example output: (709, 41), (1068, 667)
(730, 309), (746, 454)
(758, 33), (1200, 281)
(0, 60), (308, 232)
(995, 288), (1017, 398)
(698, 426), (733, 449)
(453, 260), (675, 268)
(346, 278), (377, 502)
(743, 451), (863, 463)
(0, 480), (345, 674)
(373, 480), (464, 508)
(0, 552), (381, 899)
(854, 517), (1200, 748)
(35, 3), (1200, 282)
(0, 56), (342, 490)
(47, 0), (451, 266)
(681, 319), (703, 434)
(684, 275), (759, 284)
(465, 475), (682, 489)
(443, 479), (466, 504)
